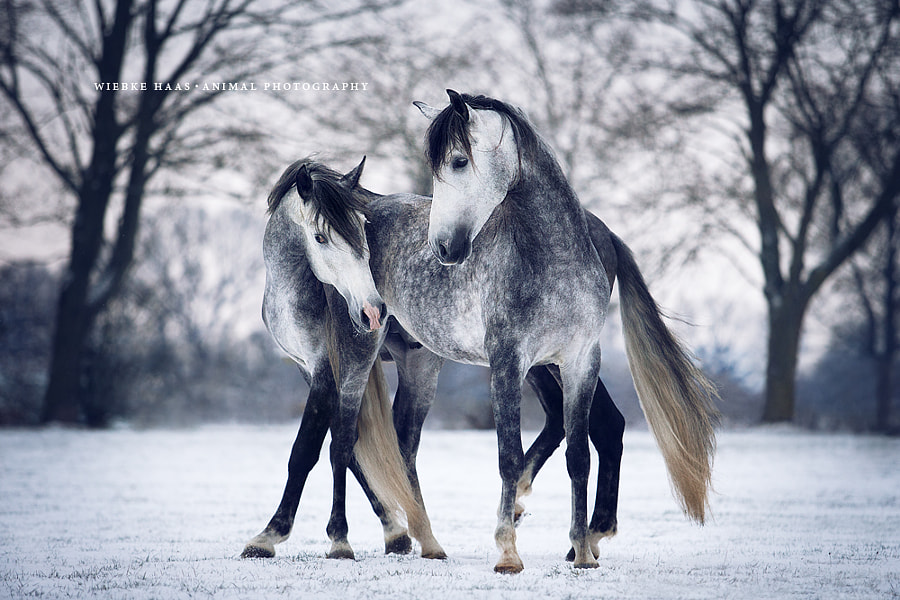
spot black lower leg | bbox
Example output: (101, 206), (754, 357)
(521, 366), (565, 487)
(565, 378), (624, 562)
(349, 456), (412, 555)
(325, 398), (358, 560)
(588, 379), (624, 535)
(242, 381), (333, 559)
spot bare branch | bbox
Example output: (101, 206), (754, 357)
(805, 147), (900, 300)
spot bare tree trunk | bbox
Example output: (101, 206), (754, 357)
(40, 0), (132, 424)
(762, 297), (805, 423)
(876, 353), (894, 432)
(41, 175), (117, 424)
(876, 214), (897, 432)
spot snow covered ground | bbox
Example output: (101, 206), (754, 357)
(1, 425), (898, 599)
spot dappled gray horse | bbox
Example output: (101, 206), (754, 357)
(241, 159), (445, 561)
(413, 90), (718, 571)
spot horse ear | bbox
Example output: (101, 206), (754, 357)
(295, 163), (313, 198)
(446, 89), (468, 122)
(343, 156), (366, 188)
(413, 100), (441, 120)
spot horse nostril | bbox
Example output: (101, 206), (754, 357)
(438, 240), (450, 262)
(379, 302), (387, 321)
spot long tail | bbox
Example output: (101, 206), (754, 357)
(612, 235), (719, 524)
(353, 357), (436, 544)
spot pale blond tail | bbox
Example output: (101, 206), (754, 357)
(354, 357), (435, 541)
(613, 236), (719, 524)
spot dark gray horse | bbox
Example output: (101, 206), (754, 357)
(413, 90), (718, 571)
(243, 156), (627, 564)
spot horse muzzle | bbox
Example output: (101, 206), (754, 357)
(359, 300), (388, 332)
(429, 228), (472, 266)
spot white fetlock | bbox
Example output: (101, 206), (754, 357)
(571, 541), (599, 569)
(326, 540), (355, 560)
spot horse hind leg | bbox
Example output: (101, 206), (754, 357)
(349, 457), (413, 555)
(562, 351), (604, 570)
(389, 345), (448, 559)
(515, 366), (565, 523)
(587, 381), (624, 546)
(566, 378), (624, 562)
(520, 366), (623, 564)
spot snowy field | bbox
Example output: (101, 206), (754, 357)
(1, 425), (898, 599)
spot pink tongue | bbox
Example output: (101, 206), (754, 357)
(363, 301), (382, 330)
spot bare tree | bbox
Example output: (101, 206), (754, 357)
(279, 2), (505, 196)
(874, 214), (898, 432)
(0, 0), (394, 425)
(294, 0), (639, 199)
(500, 0), (636, 191)
(86, 203), (296, 426)
(613, 0), (900, 422)
(841, 208), (900, 432)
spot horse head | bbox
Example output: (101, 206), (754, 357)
(415, 90), (524, 265)
(274, 156), (386, 332)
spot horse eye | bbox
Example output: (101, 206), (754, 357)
(314, 233), (328, 244)
(451, 156), (469, 170)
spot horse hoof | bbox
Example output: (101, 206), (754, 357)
(422, 548), (448, 560)
(241, 543), (275, 559)
(494, 553), (524, 574)
(385, 534), (413, 555)
(573, 558), (600, 569)
(494, 561), (524, 574)
(566, 541), (602, 562)
(326, 543), (355, 560)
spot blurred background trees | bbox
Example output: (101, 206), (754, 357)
(0, 0), (897, 432)
(629, 0), (900, 424)
(0, 0), (397, 425)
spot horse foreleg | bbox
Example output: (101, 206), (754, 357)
(490, 354), (526, 574)
(241, 372), (334, 559)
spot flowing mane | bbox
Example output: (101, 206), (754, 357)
(267, 157), (370, 257)
(424, 93), (540, 179)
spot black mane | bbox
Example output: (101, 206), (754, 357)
(267, 158), (370, 257)
(424, 93), (541, 178)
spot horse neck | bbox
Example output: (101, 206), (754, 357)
(504, 146), (591, 251)
(265, 208), (313, 277)
(357, 186), (382, 204)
